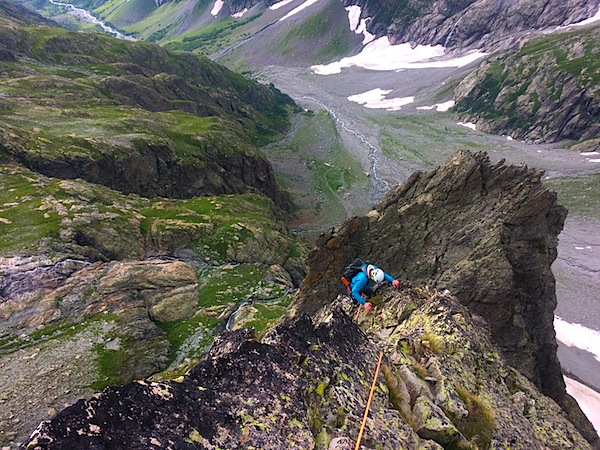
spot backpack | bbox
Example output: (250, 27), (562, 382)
(342, 258), (365, 282)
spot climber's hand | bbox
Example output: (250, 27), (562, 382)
(364, 302), (373, 311)
(392, 279), (400, 288)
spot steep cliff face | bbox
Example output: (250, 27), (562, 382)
(453, 24), (600, 144)
(23, 289), (593, 449)
(13, 139), (293, 211)
(293, 150), (597, 444)
(346, 0), (598, 50)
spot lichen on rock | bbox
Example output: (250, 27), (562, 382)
(22, 287), (593, 450)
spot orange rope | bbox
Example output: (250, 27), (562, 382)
(354, 350), (384, 450)
(353, 306), (362, 321)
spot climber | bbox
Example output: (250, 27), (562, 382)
(342, 261), (400, 311)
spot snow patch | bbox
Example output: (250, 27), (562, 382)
(346, 5), (361, 31)
(555, 316), (600, 364)
(458, 122), (477, 130)
(590, 159), (600, 163)
(270, 0), (294, 10)
(564, 377), (600, 433)
(581, 151), (600, 156)
(416, 100), (455, 112)
(211, 0), (223, 16)
(279, 0), (319, 21)
(311, 36), (485, 75)
(231, 8), (247, 18)
(361, 26), (375, 45)
(344, 6), (375, 44)
(556, 3), (600, 29)
(348, 89), (414, 111)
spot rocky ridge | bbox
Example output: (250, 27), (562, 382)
(294, 150), (598, 446)
(345, 0), (598, 51)
(22, 287), (592, 449)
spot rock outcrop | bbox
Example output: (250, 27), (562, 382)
(347, 0), (598, 50)
(0, 165), (308, 448)
(293, 150), (598, 446)
(453, 24), (600, 144)
(23, 288), (592, 449)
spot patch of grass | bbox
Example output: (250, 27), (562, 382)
(140, 192), (288, 261)
(380, 128), (432, 164)
(544, 173), (600, 219)
(451, 385), (495, 450)
(372, 113), (486, 166)
(0, 167), (64, 254)
(156, 314), (220, 364)
(0, 312), (119, 354)
(420, 332), (445, 354)
(90, 341), (131, 390)
(262, 108), (370, 231)
(242, 294), (293, 335)
(273, 5), (356, 64)
(197, 264), (262, 307)
(453, 62), (506, 115)
(163, 14), (260, 55)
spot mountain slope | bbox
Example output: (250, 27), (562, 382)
(0, 4), (311, 446)
(0, 5), (297, 209)
(453, 23), (600, 144)
(23, 291), (593, 449)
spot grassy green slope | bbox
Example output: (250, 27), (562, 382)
(262, 110), (369, 236)
(270, 1), (357, 65)
(216, 0), (362, 69)
(0, 17), (298, 206)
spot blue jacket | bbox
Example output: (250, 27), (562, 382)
(350, 264), (393, 305)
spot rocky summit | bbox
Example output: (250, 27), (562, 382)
(23, 288), (592, 449)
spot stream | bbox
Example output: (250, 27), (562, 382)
(48, 0), (134, 41)
(226, 288), (292, 331)
(298, 95), (391, 199)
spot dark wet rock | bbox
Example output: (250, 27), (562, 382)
(19, 139), (294, 212)
(22, 290), (592, 449)
(294, 150), (598, 447)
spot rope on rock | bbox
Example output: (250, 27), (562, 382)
(354, 350), (384, 450)
(353, 305), (362, 321)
